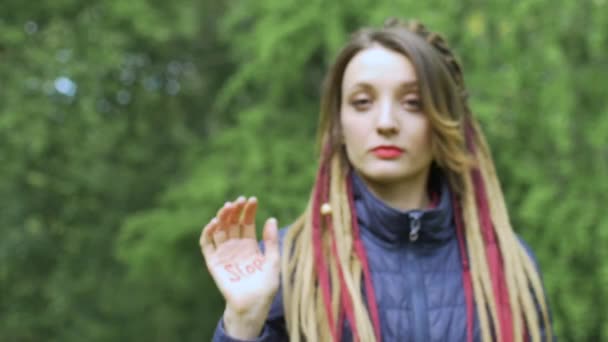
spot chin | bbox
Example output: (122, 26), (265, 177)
(358, 168), (415, 185)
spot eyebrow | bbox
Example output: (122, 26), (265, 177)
(347, 81), (419, 93)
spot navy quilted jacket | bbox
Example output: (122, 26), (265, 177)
(213, 171), (553, 341)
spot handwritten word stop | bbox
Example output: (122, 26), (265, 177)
(224, 254), (266, 282)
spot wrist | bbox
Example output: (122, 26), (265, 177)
(223, 305), (269, 340)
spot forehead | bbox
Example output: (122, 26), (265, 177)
(342, 45), (418, 89)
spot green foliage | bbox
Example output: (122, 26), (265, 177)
(1, 0), (606, 340)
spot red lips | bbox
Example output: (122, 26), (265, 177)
(371, 146), (404, 159)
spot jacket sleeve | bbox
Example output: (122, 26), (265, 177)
(211, 228), (290, 342)
(517, 236), (557, 341)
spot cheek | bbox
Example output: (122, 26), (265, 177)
(410, 118), (433, 151)
(340, 117), (368, 164)
(340, 114), (361, 146)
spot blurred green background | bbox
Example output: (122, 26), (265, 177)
(1, 0), (607, 340)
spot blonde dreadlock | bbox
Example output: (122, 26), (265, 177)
(401, 19), (552, 341)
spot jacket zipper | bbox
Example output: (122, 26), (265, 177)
(406, 212), (430, 342)
(409, 213), (421, 242)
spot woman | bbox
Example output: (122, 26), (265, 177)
(200, 18), (554, 342)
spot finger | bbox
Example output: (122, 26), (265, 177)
(217, 202), (232, 226)
(263, 218), (280, 267)
(227, 196), (246, 224)
(214, 202), (232, 246)
(200, 217), (218, 256)
(227, 196), (246, 239)
(213, 224), (228, 246)
(241, 197), (258, 239)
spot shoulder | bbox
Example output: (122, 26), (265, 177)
(515, 234), (542, 271)
(278, 225), (290, 241)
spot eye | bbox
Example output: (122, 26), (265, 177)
(402, 95), (422, 112)
(350, 96), (373, 111)
(353, 99), (371, 106)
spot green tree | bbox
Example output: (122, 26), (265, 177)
(0, 0), (232, 340)
(1, 0), (606, 341)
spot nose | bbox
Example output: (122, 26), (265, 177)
(376, 100), (399, 136)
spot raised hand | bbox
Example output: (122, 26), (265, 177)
(200, 196), (280, 338)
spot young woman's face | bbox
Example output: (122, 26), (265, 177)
(340, 45), (433, 186)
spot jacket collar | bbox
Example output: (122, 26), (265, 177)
(351, 168), (455, 246)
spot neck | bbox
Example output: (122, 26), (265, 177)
(360, 168), (431, 211)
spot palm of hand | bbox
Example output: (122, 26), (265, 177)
(200, 197), (280, 314)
